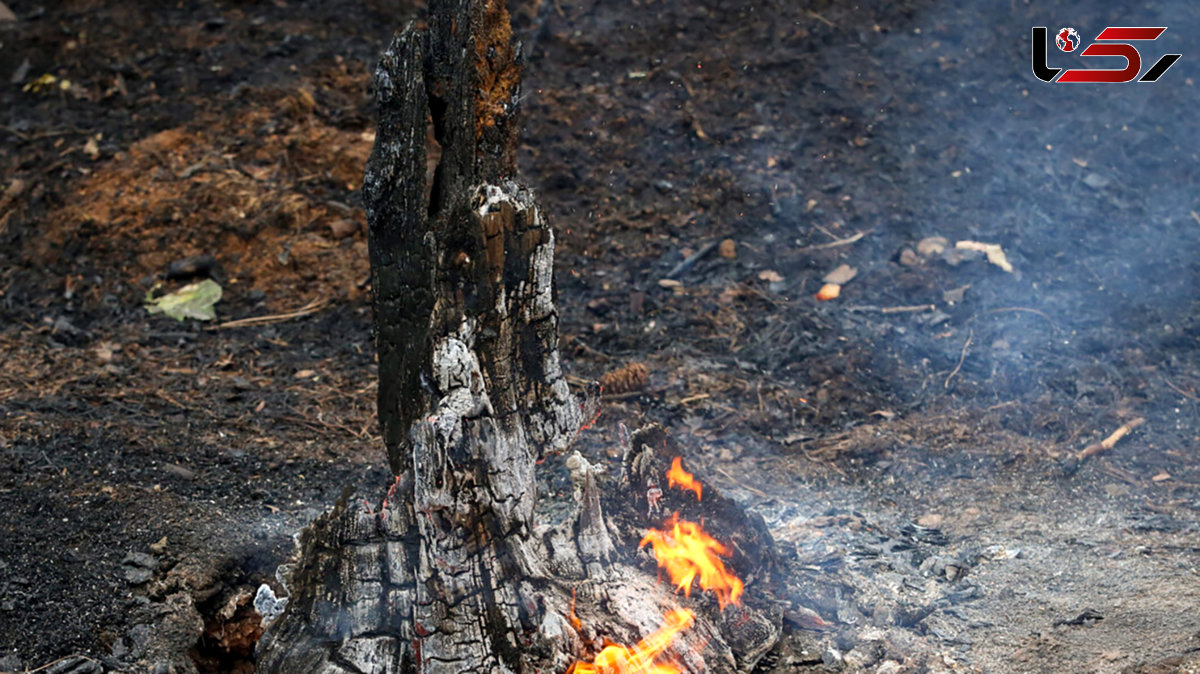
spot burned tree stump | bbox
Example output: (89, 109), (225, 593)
(256, 1), (788, 672)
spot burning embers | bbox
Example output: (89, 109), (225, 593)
(568, 609), (696, 674)
(569, 458), (742, 674)
(666, 457), (702, 501)
(640, 515), (744, 610)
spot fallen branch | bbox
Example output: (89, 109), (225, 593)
(27, 655), (102, 673)
(663, 239), (721, 280)
(1077, 418), (1145, 462)
(881, 304), (936, 314)
(210, 297), (329, 329)
(847, 304), (936, 314)
(795, 231), (864, 253)
(1164, 377), (1200, 402)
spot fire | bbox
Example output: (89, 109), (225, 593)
(666, 457), (702, 501)
(568, 609), (695, 674)
(639, 516), (744, 609)
(568, 458), (746, 673)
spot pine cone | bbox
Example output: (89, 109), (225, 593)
(599, 362), (649, 395)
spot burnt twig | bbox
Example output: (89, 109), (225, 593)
(1077, 417), (1145, 462)
(663, 239), (720, 280)
(944, 329), (973, 388)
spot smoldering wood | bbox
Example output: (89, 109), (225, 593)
(256, 1), (791, 671)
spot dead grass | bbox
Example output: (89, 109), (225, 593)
(32, 84), (373, 310)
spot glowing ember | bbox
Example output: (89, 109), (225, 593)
(640, 516), (744, 609)
(666, 457), (702, 501)
(568, 608), (695, 674)
(569, 589), (583, 632)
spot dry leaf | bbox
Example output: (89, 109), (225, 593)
(898, 249), (921, 266)
(955, 240), (1014, 273)
(1151, 471), (1171, 482)
(823, 264), (857, 285)
(758, 270), (784, 283)
(815, 283), (841, 301)
(917, 236), (949, 257)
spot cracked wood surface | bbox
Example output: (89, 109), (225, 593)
(256, 1), (784, 671)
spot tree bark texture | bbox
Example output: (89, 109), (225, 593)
(256, 2), (786, 672)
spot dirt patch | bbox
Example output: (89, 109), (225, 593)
(31, 84), (372, 311)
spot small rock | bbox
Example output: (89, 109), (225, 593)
(941, 247), (980, 266)
(149, 536), (169, 555)
(1082, 173), (1110, 189)
(942, 285), (969, 304)
(718, 238), (736, 259)
(1104, 483), (1130, 498)
(165, 254), (216, 280)
(163, 463), (196, 481)
(10, 59), (30, 85)
(328, 218), (359, 239)
(843, 641), (883, 669)
(52, 316), (80, 335)
(122, 551), (158, 585)
(917, 513), (943, 528)
(0, 2), (15, 22)
(0, 654), (21, 672)
(823, 264), (858, 285)
(876, 661), (903, 674)
(898, 248), (921, 266)
(123, 551), (157, 568)
(124, 567), (155, 585)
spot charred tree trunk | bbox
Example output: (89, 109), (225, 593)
(256, 2), (788, 672)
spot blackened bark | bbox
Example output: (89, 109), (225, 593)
(256, 1), (786, 672)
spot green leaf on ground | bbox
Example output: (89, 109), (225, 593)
(145, 279), (222, 321)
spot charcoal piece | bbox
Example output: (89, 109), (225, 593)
(165, 254), (216, 280)
(1053, 608), (1104, 627)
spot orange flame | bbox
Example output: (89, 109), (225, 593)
(568, 608), (695, 674)
(666, 457), (702, 501)
(640, 516), (744, 609)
